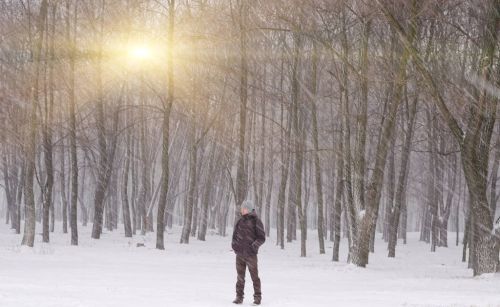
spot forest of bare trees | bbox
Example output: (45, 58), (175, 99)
(0, 0), (499, 277)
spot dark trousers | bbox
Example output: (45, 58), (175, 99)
(235, 255), (261, 299)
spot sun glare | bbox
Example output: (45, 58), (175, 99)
(128, 45), (152, 61)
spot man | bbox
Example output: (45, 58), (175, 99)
(231, 200), (266, 305)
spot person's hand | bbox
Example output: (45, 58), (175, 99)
(251, 242), (259, 253)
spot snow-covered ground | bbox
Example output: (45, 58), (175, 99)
(0, 223), (498, 307)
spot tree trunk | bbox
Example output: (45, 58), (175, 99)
(91, 1), (109, 240)
(379, 0), (500, 276)
(22, 0), (48, 247)
(384, 138), (396, 243)
(332, 125), (343, 262)
(290, 31), (306, 257)
(121, 108), (133, 238)
(353, 17), (371, 214)
(139, 77), (151, 235)
(388, 91), (417, 257)
(310, 41), (325, 254)
(156, 0), (175, 250)
(198, 142), (217, 241)
(234, 0), (248, 225)
(42, 3), (56, 242)
(352, 11), (413, 266)
(180, 139), (197, 244)
(276, 38), (290, 249)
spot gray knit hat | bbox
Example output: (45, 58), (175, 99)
(241, 200), (254, 212)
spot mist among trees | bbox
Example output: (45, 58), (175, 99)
(1, 0), (499, 278)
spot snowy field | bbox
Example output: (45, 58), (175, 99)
(0, 223), (499, 307)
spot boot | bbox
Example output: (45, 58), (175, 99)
(253, 296), (261, 305)
(232, 297), (243, 304)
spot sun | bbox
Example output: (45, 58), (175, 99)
(128, 45), (152, 61)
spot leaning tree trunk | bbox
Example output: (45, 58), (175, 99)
(489, 131), (500, 225)
(352, 16), (413, 266)
(379, 0), (500, 276)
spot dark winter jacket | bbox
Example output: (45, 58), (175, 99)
(231, 212), (266, 257)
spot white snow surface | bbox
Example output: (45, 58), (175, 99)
(0, 224), (499, 307)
